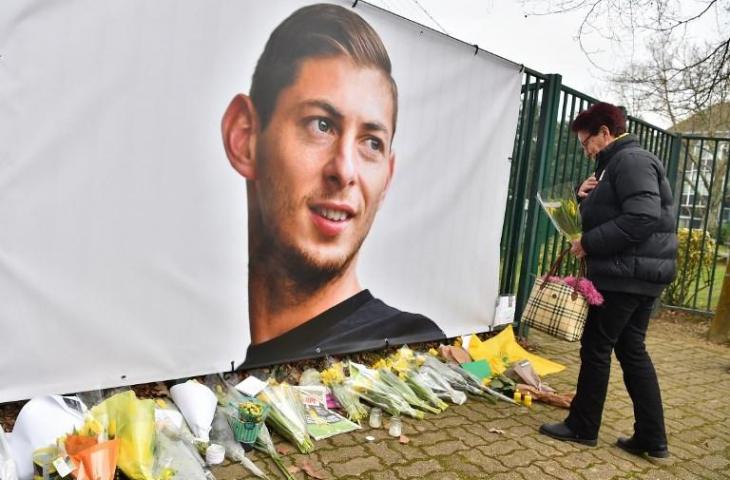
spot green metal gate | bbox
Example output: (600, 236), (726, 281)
(499, 69), (728, 321)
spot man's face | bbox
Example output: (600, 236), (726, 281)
(251, 55), (396, 277)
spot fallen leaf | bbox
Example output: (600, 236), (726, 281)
(488, 428), (505, 435)
(399, 435), (410, 444)
(297, 459), (328, 479)
(277, 444), (293, 455)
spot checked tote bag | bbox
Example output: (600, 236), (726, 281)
(522, 248), (588, 342)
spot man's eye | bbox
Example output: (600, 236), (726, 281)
(367, 137), (383, 152)
(315, 118), (331, 133)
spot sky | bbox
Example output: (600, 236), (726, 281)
(367, 0), (726, 129)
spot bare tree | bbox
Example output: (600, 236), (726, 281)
(522, 0), (730, 121)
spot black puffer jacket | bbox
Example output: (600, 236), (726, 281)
(579, 134), (678, 296)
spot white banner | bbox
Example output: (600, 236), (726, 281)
(0, 0), (521, 402)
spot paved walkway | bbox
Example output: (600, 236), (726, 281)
(213, 316), (730, 479)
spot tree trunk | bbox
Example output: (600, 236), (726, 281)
(709, 264), (730, 343)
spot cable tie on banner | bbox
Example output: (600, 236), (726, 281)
(519, 64), (526, 73)
(230, 361), (235, 373)
(473, 44), (479, 56)
(352, 0), (359, 7)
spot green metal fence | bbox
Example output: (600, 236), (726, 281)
(500, 69), (729, 321)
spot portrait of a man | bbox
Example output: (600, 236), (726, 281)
(221, 3), (446, 368)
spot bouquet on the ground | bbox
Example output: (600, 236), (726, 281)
(537, 182), (582, 241)
(254, 423), (296, 480)
(421, 356), (497, 403)
(320, 362), (368, 423)
(153, 423), (209, 480)
(86, 390), (156, 480)
(413, 354), (467, 405)
(347, 362), (424, 419)
(372, 359), (441, 415)
(57, 414), (119, 480)
(209, 407), (267, 479)
(257, 382), (314, 454)
(388, 347), (448, 412)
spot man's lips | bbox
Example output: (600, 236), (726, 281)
(309, 203), (355, 237)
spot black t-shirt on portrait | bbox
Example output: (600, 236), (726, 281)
(241, 290), (445, 369)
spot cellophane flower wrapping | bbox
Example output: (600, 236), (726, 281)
(320, 362), (367, 423)
(537, 182), (582, 241)
(87, 390), (155, 480)
(257, 382), (314, 454)
(254, 423), (295, 480)
(371, 359), (439, 415)
(390, 347), (449, 412)
(209, 408), (267, 479)
(347, 362), (424, 419)
(153, 424), (208, 480)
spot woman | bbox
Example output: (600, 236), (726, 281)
(539, 102), (677, 459)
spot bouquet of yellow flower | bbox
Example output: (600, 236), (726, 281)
(389, 347), (449, 412)
(347, 362), (424, 419)
(372, 358), (441, 415)
(537, 182), (582, 241)
(321, 362), (368, 423)
(257, 382), (314, 454)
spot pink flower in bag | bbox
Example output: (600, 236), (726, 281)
(544, 275), (604, 306)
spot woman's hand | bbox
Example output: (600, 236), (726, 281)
(570, 239), (586, 258)
(578, 175), (598, 198)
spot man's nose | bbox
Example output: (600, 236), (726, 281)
(325, 136), (357, 187)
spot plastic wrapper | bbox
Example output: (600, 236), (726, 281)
(347, 362), (423, 419)
(257, 383), (314, 454)
(537, 182), (581, 241)
(389, 347), (448, 411)
(170, 381), (217, 443)
(254, 424), (295, 480)
(320, 362), (367, 423)
(88, 390), (156, 480)
(375, 368), (440, 414)
(298, 369), (322, 386)
(414, 368), (466, 405)
(0, 427), (18, 480)
(153, 426), (208, 480)
(209, 408), (267, 479)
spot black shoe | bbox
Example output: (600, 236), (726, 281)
(539, 422), (597, 446)
(616, 436), (670, 458)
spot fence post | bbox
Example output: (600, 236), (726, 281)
(667, 133), (682, 198)
(514, 73), (563, 329)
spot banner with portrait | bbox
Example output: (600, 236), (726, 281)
(0, 0), (521, 401)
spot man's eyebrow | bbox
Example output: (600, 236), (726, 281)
(300, 100), (343, 122)
(362, 121), (390, 137)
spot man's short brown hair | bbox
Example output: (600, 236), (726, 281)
(250, 3), (398, 134)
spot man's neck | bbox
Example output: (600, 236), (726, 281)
(248, 258), (362, 344)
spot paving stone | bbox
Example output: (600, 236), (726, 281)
(319, 445), (369, 465)
(328, 456), (383, 477)
(533, 459), (589, 480)
(498, 446), (548, 468)
(364, 441), (406, 465)
(393, 459), (443, 478)
(554, 450), (600, 470)
(207, 320), (730, 479)
(457, 449), (510, 473)
(422, 438), (471, 456)
(477, 438), (522, 456)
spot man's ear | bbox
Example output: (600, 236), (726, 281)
(222, 94), (259, 180)
(379, 151), (396, 204)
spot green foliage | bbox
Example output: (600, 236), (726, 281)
(662, 228), (717, 307)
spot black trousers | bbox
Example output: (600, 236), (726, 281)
(565, 290), (667, 446)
